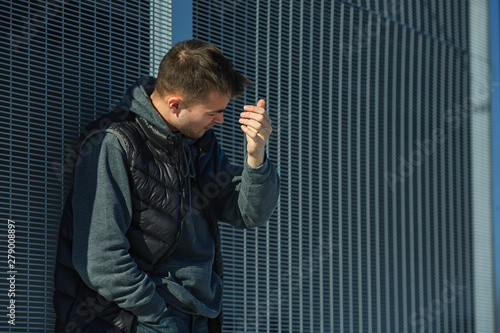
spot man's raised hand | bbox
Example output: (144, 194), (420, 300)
(239, 99), (272, 167)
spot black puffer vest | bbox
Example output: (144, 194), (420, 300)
(53, 109), (227, 332)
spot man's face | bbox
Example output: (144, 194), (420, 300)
(174, 91), (229, 138)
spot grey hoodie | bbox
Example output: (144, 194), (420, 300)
(71, 76), (280, 324)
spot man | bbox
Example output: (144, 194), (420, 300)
(53, 39), (280, 333)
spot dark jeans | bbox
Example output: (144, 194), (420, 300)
(132, 305), (209, 333)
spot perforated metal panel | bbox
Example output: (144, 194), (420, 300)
(192, 1), (490, 332)
(0, 1), (171, 331)
(1, 1), (495, 332)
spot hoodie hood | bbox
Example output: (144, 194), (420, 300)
(116, 76), (171, 135)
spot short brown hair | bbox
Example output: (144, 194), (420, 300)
(155, 39), (250, 105)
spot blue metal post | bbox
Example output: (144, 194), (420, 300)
(171, 0), (193, 45)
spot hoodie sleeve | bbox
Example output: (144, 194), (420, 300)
(211, 149), (280, 229)
(71, 132), (166, 323)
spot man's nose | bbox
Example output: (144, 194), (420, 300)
(214, 112), (224, 124)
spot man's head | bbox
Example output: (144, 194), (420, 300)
(151, 40), (250, 138)
(154, 39), (250, 106)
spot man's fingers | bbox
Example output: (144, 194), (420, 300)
(239, 112), (269, 126)
(241, 124), (268, 142)
(241, 98), (272, 148)
(239, 117), (271, 134)
(244, 99), (267, 116)
(242, 99), (272, 127)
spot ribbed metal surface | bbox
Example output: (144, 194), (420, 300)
(0, 1), (171, 331)
(1, 0), (492, 332)
(193, 1), (477, 332)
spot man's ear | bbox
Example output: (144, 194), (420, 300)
(166, 96), (184, 116)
